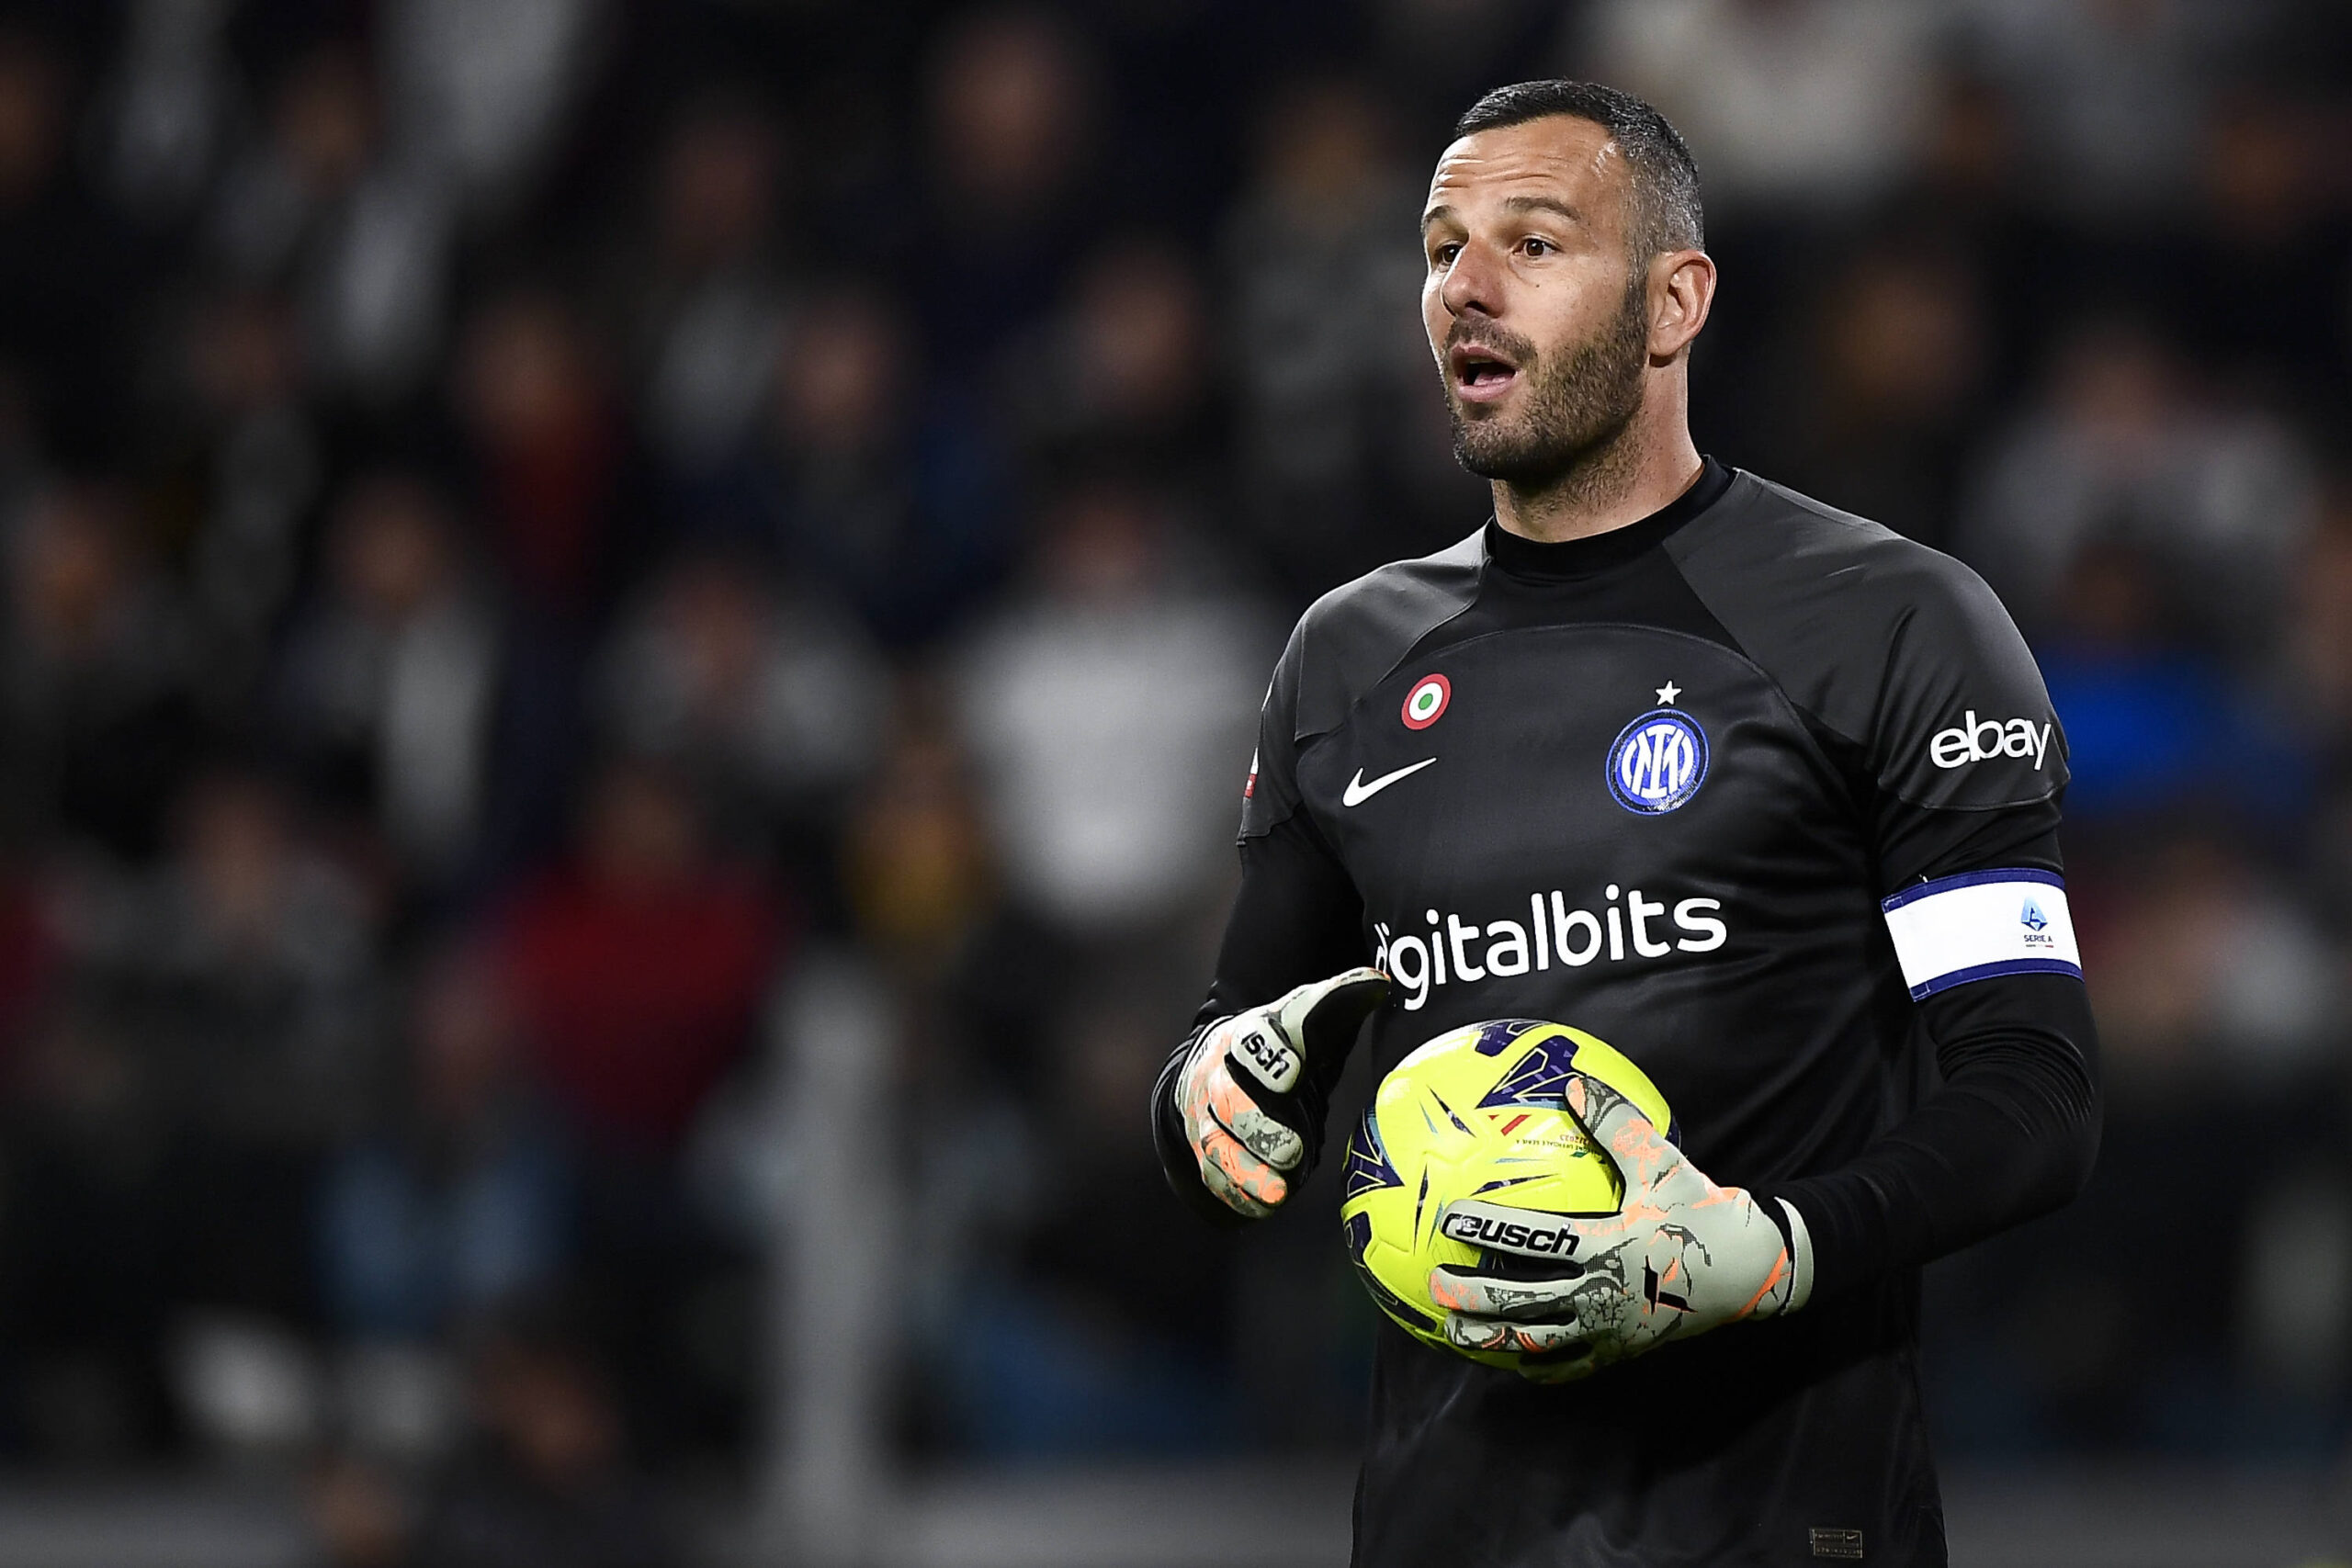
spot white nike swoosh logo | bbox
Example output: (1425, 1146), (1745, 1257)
(1342, 758), (1437, 807)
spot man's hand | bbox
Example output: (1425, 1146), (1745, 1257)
(1176, 967), (1387, 1218)
(1429, 1073), (1814, 1381)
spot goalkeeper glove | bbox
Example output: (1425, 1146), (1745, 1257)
(1175, 967), (1388, 1219)
(1429, 1071), (1814, 1381)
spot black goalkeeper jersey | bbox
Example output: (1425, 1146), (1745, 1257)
(1153, 460), (2100, 1567)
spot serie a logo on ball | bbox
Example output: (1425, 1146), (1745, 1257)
(1607, 709), (1708, 814)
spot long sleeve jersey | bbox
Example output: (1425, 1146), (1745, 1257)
(1152, 460), (2099, 1567)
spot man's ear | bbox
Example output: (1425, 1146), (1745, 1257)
(1649, 250), (1715, 362)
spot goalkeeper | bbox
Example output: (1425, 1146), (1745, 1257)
(1150, 81), (2098, 1567)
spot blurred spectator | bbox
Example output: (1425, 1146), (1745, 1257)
(2032, 540), (2304, 824)
(2237, 1162), (2352, 1434)
(495, 763), (777, 1463)
(319, 942), (573, 1345)
(955, 483), (1269, 936)
(95, 0), (236, 225)
(596, 550), (885, 860)
(317, 180), (455, 407)
(309, 1450), (411, 1568)
(22, 768), (382, 1462)
(499, 761), (782, 1156)
(211, 40), (458, 404)
(379, 0), (608, 213)
(62, 767), (383, 1154)
(723, 285), (1009, 649)
(0, 26), (136, 466)
(210, 44), (380, 288)
(155, 290), (324, 711)
(1957, 317), (2317, 652)
(1225, 77), (1468, 595)
(1576, 0), (1939, 213)
(928, 978), (1238, 1459)
(1026, 981), (1234, 1352)
(456, 288), (626, 619)
(2080, 830), (2335, 1092)
(1000, 236), (1218, 487)
(1956, 0), (2247, 222)
(0, 995), (180, 1462)
(407, 1309), (676, 1568)
(1918, 65), (2015, 203)
(1773, 248), (1989, 546)
(2174, 89), (2352, 408)
(278, 473), (499, 888)
(915, 8), (1098, 379)
(452, 289), (623, 873)
(0, 485), (199, 859)
(842, 711), (994, 977)
(628, 98), (794, 474)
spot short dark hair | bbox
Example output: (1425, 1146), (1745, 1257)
(1452, 80), (1704, 258)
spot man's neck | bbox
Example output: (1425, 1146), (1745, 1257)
(1490, 417), (1705, 544)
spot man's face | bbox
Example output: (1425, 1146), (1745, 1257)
(1419, 116), (1654, 486)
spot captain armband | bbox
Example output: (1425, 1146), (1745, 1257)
(1880, 870), (2082, 1001)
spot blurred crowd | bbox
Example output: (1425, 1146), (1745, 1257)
(0, 0), (2340, 1556)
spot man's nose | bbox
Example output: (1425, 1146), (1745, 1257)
(1440, 239), (1506, 320)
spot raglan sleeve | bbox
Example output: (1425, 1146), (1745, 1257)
(1152, 616), (1373, 1224)
(1758, 556), (2102, 1301)
(1863, 555), (2075, 979)
(1238, 615), (1311, 842)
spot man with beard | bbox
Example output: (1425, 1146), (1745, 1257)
(1149, 81), (2098, 1565)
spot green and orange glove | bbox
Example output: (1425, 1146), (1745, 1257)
(1430, 1072), (1814, 1381)
(1174, 967), (1388, 1218)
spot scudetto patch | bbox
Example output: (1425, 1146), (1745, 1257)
(1402, 673), (1451, 730)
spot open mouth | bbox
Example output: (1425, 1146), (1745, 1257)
(1450, 344), (1521, 403)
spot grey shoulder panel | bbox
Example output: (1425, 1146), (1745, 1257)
(1291, 527), (1487, 740)
(1664, 474), (2065, 810)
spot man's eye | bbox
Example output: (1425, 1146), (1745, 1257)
(1431, 243), (1462, 266)
(1522, 237), (1553, 257)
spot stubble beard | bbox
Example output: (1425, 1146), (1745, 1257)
(1445, 272), (1652, 504)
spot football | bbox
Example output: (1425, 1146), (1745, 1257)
(1339, 1019), (1676, 1370)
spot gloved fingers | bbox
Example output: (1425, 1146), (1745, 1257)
(1174, 1030), (1224, 1131)
(1224, 1103), (1306, 1172)
(1202, 1057), (1305, 1171)
(1428, 1263), (1583, 1321)
(1564, 1072), (1690, 1194)
(1440, 1311), (1591, 1362)
(1219, 1010), (1304, 1098)
(1193, 1122), (1288, 1218)
(1180, 1032), (1296, 1168)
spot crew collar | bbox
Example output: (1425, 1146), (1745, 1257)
(1482, 457), (1734, 581)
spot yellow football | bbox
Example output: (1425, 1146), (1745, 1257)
(1338, 1019), (1675, 1370)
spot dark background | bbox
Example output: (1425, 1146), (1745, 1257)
(0, 0), (2344, 1562)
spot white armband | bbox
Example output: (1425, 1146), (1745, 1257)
(1880, 869), (2081, 1000)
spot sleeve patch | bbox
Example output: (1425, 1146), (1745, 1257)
(1881, 869), (2081, 999)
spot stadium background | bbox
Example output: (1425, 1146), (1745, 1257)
(0, 0), (2342, 1562)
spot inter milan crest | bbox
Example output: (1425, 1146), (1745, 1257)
(1606, 705), (1709, 815)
